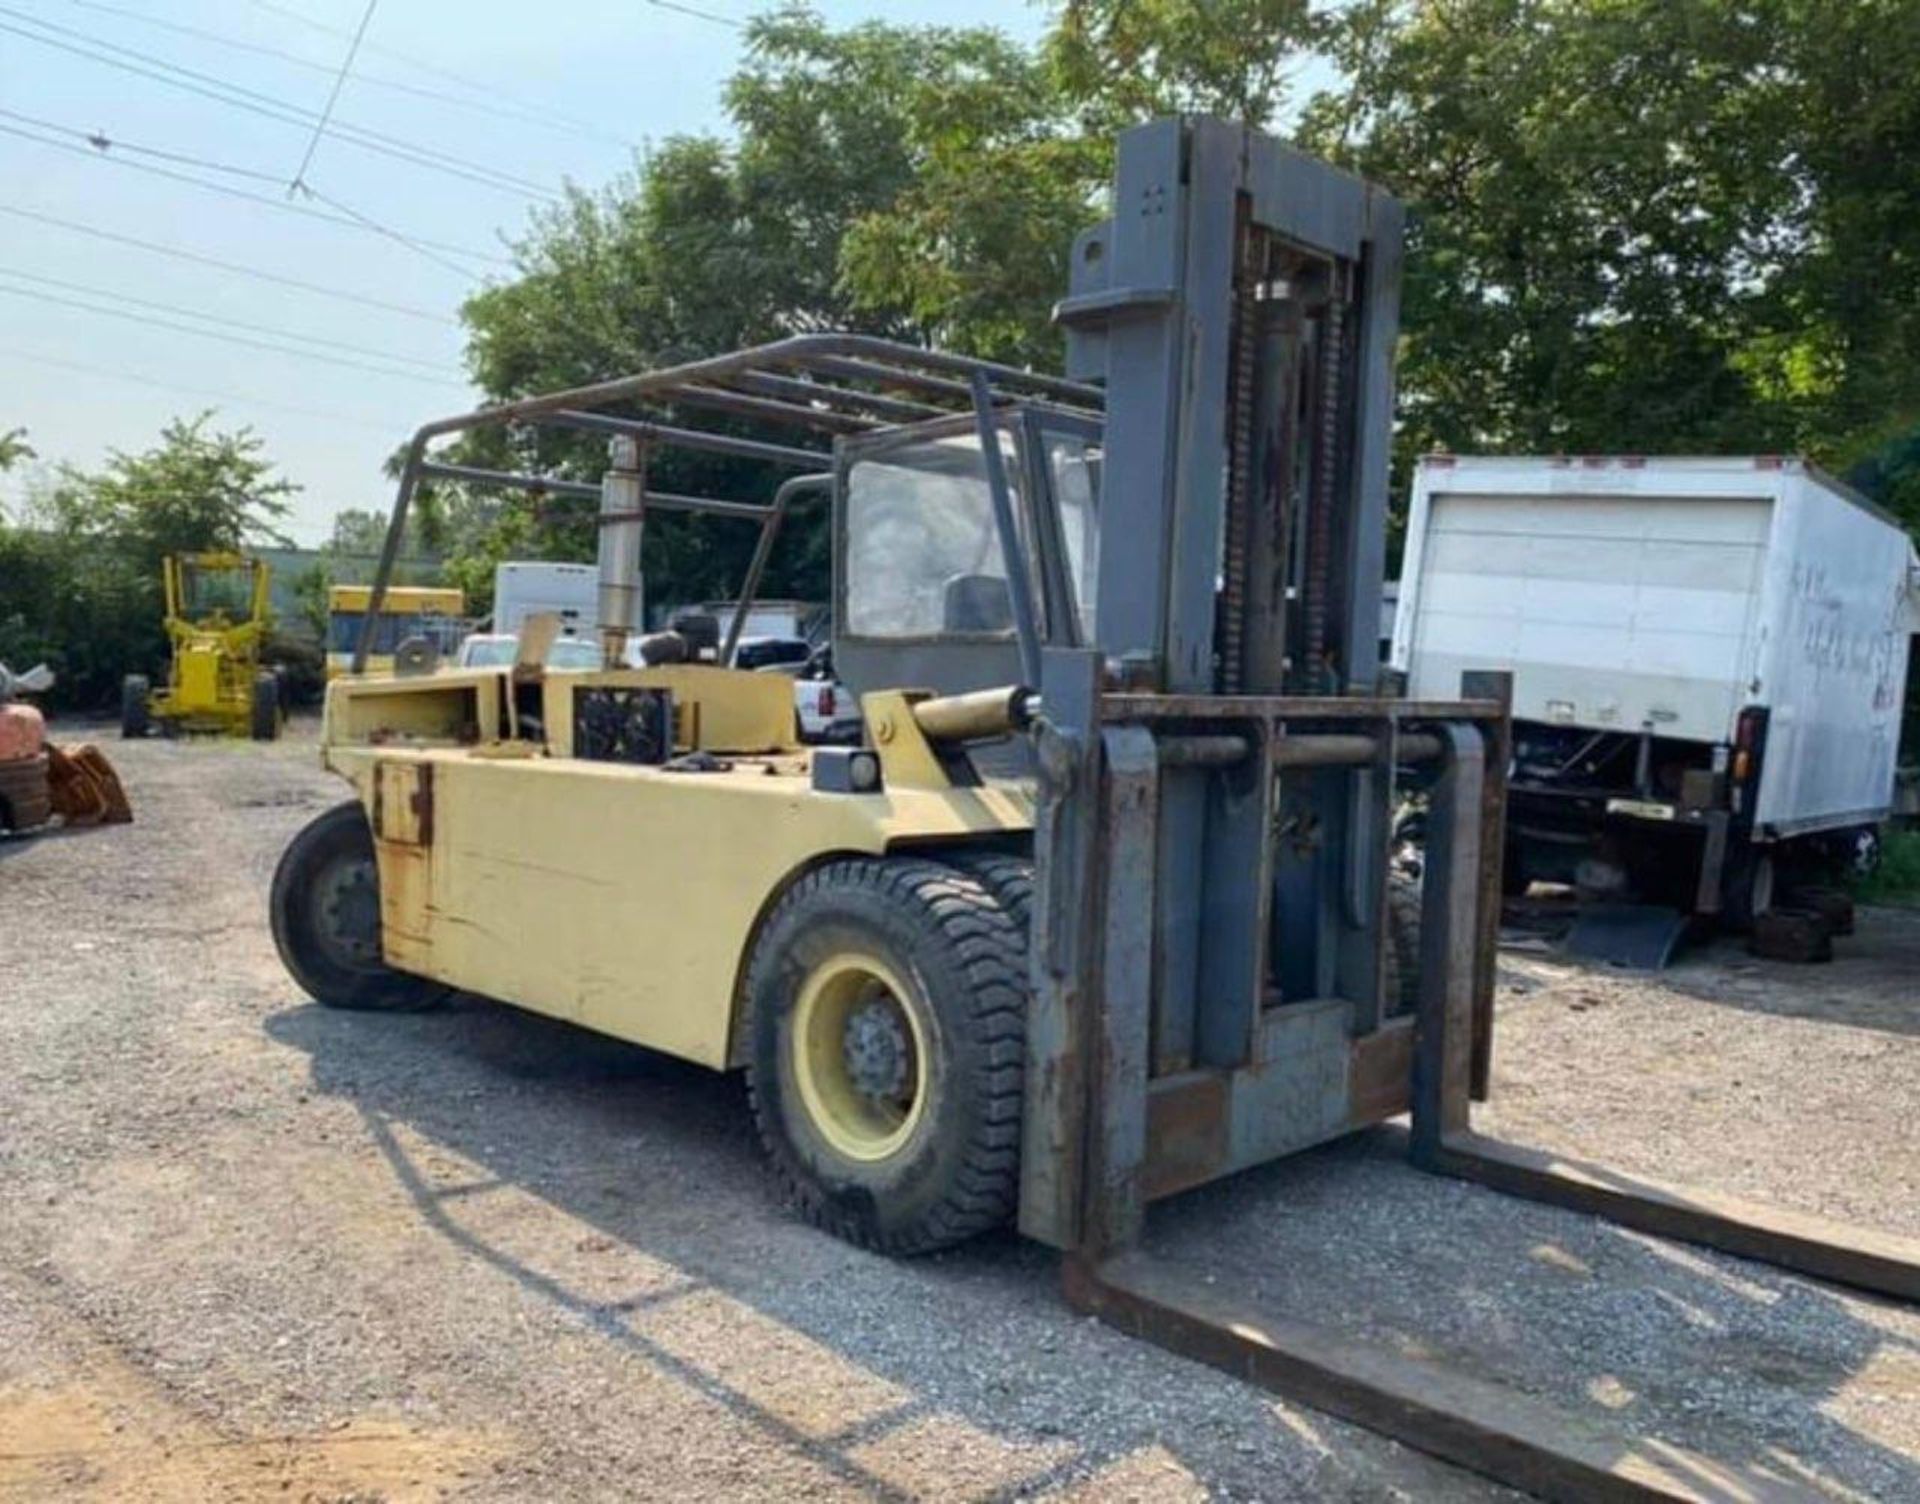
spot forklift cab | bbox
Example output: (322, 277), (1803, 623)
(832, 408), (1102, 708)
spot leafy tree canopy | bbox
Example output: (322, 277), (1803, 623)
(0, 414), (295, 705)
(446, 0), (1919, 613)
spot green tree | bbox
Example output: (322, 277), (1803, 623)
(448, 0), (1920, 614)
(44, 413), (294, 576)
(1296, 0), (1920, 511)
(1045, 0), (1325, 127)
(454, 7), (1077, 612)
(0, 426), (32, 474)
(0, 414), (297, 706)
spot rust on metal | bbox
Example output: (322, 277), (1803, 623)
(1139, 1073), (1230, 1200)
(410, 760), (434, 848)
(1346, 1019), (1414, 1125)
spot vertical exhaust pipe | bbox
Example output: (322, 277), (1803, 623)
(598, 435), (645, 666)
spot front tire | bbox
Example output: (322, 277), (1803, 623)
(250, 671), (281, 741)
(269, 800), (448, 1011)
(745, 858), (1026, 1254)
(120, 675), (150, 739)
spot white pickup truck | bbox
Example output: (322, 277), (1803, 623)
(1393, 455), (1920, 922)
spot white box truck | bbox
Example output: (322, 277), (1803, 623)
(492, 560), (598, 637)
(1393, 455), (1920, 921)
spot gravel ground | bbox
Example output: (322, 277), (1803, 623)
(1, 722), (1915, 1501)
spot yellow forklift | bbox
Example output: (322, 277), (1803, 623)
(122, 550), (283, 739)
(269, 118), (1918, 1499)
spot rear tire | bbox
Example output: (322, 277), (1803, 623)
(250, 672), (281, 741)
(1722, 844), (1775, 931)
(269, 800), (449, 1011)
(1383, 878), (1422, 1015)
(745, 858), (1025, 1254)
(120, 675), (150, 739)
(1785, 883), (1854, 937)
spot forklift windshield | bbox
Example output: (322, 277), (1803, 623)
(842, 420), (1102, 651)
(177, 559), (256, 624)
(844, 434), (1025, 639)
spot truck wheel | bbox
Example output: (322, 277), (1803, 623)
(1843, 827), (1882, 880)
(946, 851), (1033, 935)
(1383, 878), (1423, 1015)
(250, 672), (281, 741)
(1785, 883), (1854, 937)
(1722, 845), (1775, 931)
(120, 675), (150, 739)
(745, 858), (1025, 1254)
(269, 801), (449, 1011)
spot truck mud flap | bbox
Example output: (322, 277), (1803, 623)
(1065, 1251), (1814, 1503)
(1562, 903), (1693, 969)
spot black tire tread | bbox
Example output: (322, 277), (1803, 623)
(120, 674), (150, 740)
(268, 800), (448, 1011)
(946, 850), (1034, 936)
(745, 856), (1027, 1255)
(250, 672), (280, 742)
(1384, 877), (1422, 1014)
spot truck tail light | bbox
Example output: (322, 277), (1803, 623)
(1732, 706), (1767, 783)
(819, 685), (835, 717)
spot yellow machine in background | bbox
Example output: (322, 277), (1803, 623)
(324, 583), (465, 678)
(121, 551), (283, 740)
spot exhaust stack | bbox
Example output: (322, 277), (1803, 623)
(597, 435), (645, 665)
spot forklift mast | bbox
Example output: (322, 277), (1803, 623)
(1060, 117), (1401, 701)
(1016, 119), (1496, 1255)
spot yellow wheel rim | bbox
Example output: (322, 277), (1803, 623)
(791, 951), (930, 1163)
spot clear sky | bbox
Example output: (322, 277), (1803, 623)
(0, 0), (1047, 543)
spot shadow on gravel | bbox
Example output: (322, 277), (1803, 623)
(1143, 1130), (1920, 1502)
(267, 996), (1189, 1502)
(0, 825), (104, 862)
(1505, 898), (1920, 1040)
(267, 994), (1920, 1502)
(1580, 909), (1920, 1039)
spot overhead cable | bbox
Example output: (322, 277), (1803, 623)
(0, 204), (457, 325)
(0, 279), (470, 387)
(285, 0), (378, 196)
(56, 0), (633, 146)
(0, 8), (559, 202)
(0, 263), (459, 374)
(0, 119), (507, 272)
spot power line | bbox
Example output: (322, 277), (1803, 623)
(0, 204), (457, 325)
(0, 279), (468, 387)
(293, 180), (487, 281)
(249, 0), (633, 145)
(286, 0), (378, 196)
(0, 8), (560, 202)
(54, 0), (634, 148)
(641, 0), (745, 29)
(5, 4), (557, 202)
(0, 342), (401, 434)
(0, 263), (460, 374)
(0, 119), (508, 271)
(0, 104), (284, 183)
